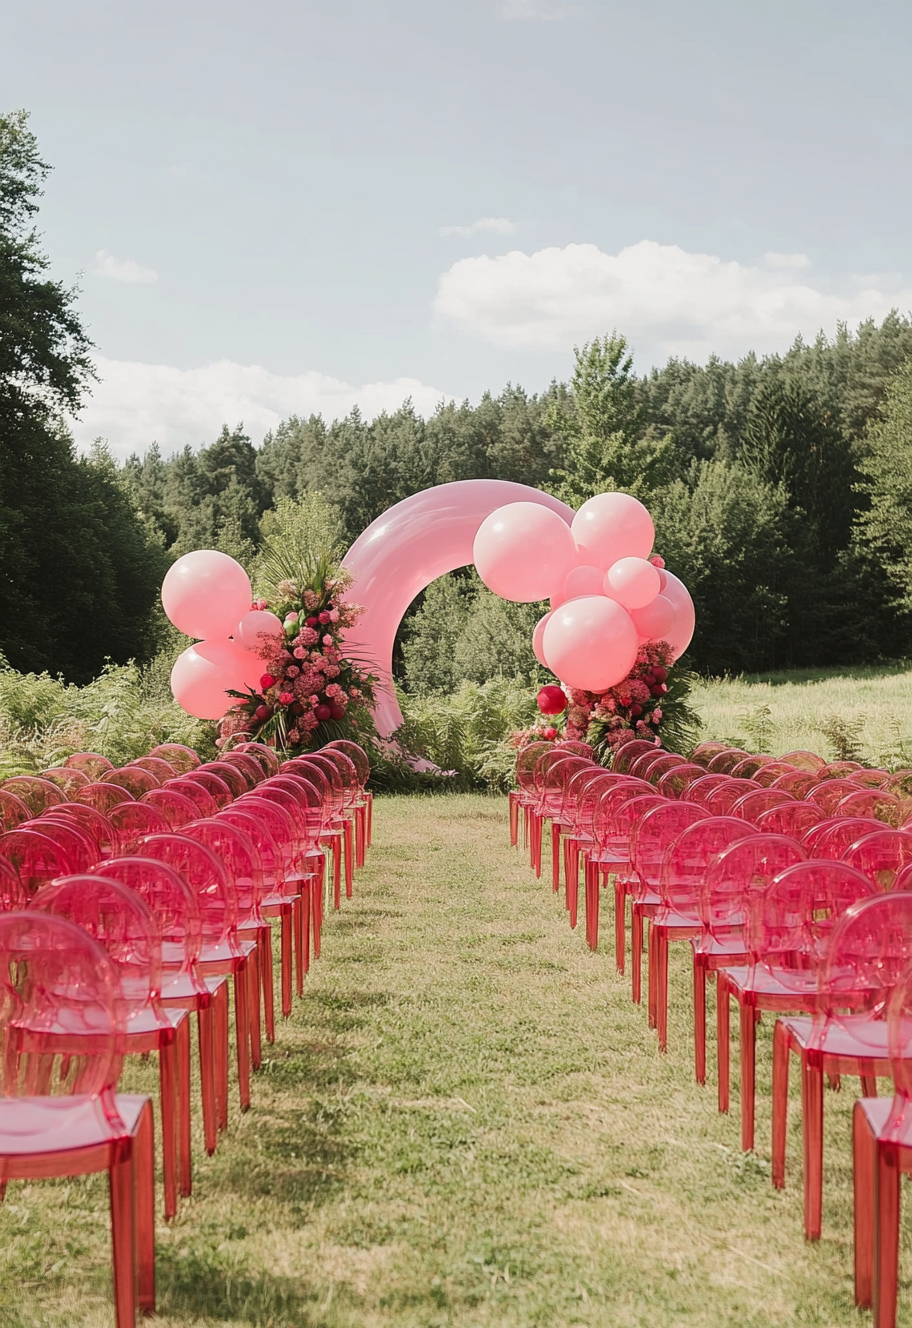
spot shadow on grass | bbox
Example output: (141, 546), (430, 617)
(731, 659), (912, 686)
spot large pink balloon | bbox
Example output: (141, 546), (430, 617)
(170, 639), (258, 721)
(570, 493), (655, 571)
(604, 557), (661, 610)
(630, 594), (676, 642)
(542, 596), (638, 691)
(162, 551), (252, 640)
(236, 609), (285, 655)
(661, 570), (696, 659)
(532, 610), (553, 666)
(342, 480), (574, 736)
(562, 563), (605, 601)
(474, 502), (577, 602)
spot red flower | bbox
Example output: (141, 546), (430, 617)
(279, 691), (294, 706)
(260, 673), (276, 689)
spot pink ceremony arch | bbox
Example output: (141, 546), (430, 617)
(341, 480), (574, 737)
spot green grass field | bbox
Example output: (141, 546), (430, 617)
(1, 793), (905, 1328)
(692, 661), (912, 767)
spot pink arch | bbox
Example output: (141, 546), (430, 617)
(342, 480), (574, 736)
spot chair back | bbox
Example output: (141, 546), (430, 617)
(754, 801), (825, 840)
(631, 801), (708, 893)
(137, 834), (238, 951)
(108, 801), (170, 854)
(73, 781), (134, 813)
(140, 787), (200, 828)
(100, 766), (159, 796)
(0, 828), (80, 895)
(89, 856), (203, 978)
(164, 777), (218, 818)
(148, 743), (201, 774)
(0, 790), (30, 833)
(701, 833), (806, 936)
(659, 816), (754, 912)
(64, 751), (114, 779)
(732, 788), (796, 824)
(1, 776), (66, 815)
(182, 819), (265, 926)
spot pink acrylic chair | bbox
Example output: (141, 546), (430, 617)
(649, 816), (755, 1050)
(295, 755), (354, 900)
(562, 769), (618, 926)
(235, 793), (320, 970)
(719, 859), (877, 1152)
(326, 739), (373, 858)
(180, 819), (273, 1050)
(65, 750), (114, 778)
(808, 777), (869, 814)
(843, 830), (912, 891)
(610, 738), (660, 774)
(44, 803), (116, 859)
(0, 857), (27, 911)
(101, 767), (160, 797)
(29, 816), (101, 872)
(217, 750), (266, 789)
(262, 772), (338, 910)
(695, 833), (807, 1094)
(107, 801), (170, 854)
(849, 769), (893, 789)
(163, 777), (219, 819)
(706, 749), (751, 774)
(627, 800), (710, 1004)
(656, 763), (706, 799)
(1, 775), (66, 815)
(199, 760), (250, 798)
(40, 765), (90, 796)
(0, 912), (155, 1327)
(731, 788), (796, 823)
(835, 788), (903, 826)
(233, 740), (281, 776)
(512, 740), (552, 852)
(129, 756), (177, 783)
(177, 769), (233, 809)
(0, 828), (78, 895)
(853, 958), (912, 1325)
(75, 781), (135, 814)
(773, 892), (912, 1241)
(816, 817), (884, 860)
(691, 740), (731, 767)
(780, 750), (827, 774)
(0, 788), (32, 832)
(31, 875), (191, 1219)
(819, 760), (865, 779)
(731, 755), (774, 779)
(683, 773), (736, 805)
(140, 786), (200, 828)
(770, 770), (822, 798)
(90, 857), (224, 1158)
(754, 800), (826, 840)
(752, 761), (801, 787)
(148, 743), (201, 774)
(703, 779), (764, 816)
(136, 834), (256, 1115)
(589, 789), (664, 961)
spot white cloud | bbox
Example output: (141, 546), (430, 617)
(434, 239), (912, 360)
(70, 357), (450, 458)
(94, 250), (159, 284)
(439, 217), (518, 238)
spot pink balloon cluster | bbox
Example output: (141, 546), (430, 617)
(473, 492), (695, 693)
(161, 551), (286, 720)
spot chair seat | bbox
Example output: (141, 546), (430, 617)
(0, 1093), (148, 1158)
(159, 970), (221, 1005)
(858, 1095), (912, 1148)
(693, 935), (749, 960)
(722, 964), (819, 1002)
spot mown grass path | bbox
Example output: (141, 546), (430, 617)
(0, 794), (898, 1326)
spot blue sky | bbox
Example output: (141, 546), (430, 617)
(4, 0), (912, 454)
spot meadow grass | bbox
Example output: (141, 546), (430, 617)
(0, 793), (906, 1327)
(692, 660), (912, 767)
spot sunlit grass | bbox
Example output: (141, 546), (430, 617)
(0, 794), (903, 1326)
(692, 661), (912, 766)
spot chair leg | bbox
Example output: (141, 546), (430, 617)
(177, 1016), (192, 1198)
(656, 928), (669, 1051)
(109, 1139), (138, 1328)
(567, 842), (579, 929)
(333, 834), (342, 909)
(158, 1040), (178, 1219)
(694, 954), (707, 1084)
(197, 1003), (218, 1155)
(551, 822), (562, 893)
(313, 859), (324, 959)
(802, 1050), (824, 1240)
(717, 973), (730, 1114)
(614, 877), (625, 974)
(771, 1020), (789, 1189)
(233, 964), (251, 1112)
(647, 924), (657, 1030)
(248, 951), (262, 1072)
(585, 860), (599, 951)
(854, 1102), (875, 1309)
(366, 791), (373, 847)
(739, 997), (756, 1151)
(874, 1141), (901, 1328)
(280, 910), (293, 1017)
(215, 981), (229, 1132)
(258, 927), (275, 1044)
(631, 906), (643, 1005)
(135, 1099), (156, 1312)
(344, 818), (354, 898)
(509, 793), (519, 847)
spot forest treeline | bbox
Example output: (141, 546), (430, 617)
(5, 107), (912, 688)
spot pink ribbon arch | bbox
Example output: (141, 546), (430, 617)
(342, 480), (574, 737)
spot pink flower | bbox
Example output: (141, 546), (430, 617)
(293, 646), (306, 659)
(286, 666), (300, 679)
(285, 611), (299, 623)
(299, 627), (319, 646)
(322, 634), (333, 646)
(329, 609), (340, 622)
(309, 694), (320, 706)
(653, 707), (663, 721)
(260, 673), (276, 690)
(318, 611), (331, 625)
(255, 598), (268, 610)
(279, 691), (294, 706)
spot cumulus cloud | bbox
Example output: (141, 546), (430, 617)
(439, 217), (518, 238)
(70, 357), (450, 458)
(434, 239), (912, 360)
(94, 250), (159, 284)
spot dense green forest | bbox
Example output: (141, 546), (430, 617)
(4, 107), (912, 694)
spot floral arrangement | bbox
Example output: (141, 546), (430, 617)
(219, 565), (376, 752)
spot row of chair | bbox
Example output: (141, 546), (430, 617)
(511, 737), (912, 1328)
(0, 736), (373, 1328)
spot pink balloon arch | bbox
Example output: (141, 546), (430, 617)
(341, 480), (574, 736)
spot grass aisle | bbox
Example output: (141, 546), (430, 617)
(0, 794), (893, 1327)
